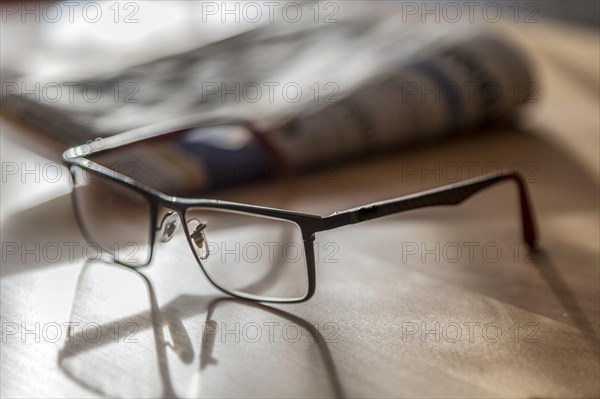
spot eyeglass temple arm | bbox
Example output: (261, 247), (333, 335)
(320, 170), (537, 247)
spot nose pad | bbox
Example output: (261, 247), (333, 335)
(160, 212), (180, 243)
(188, 219), (209, 261)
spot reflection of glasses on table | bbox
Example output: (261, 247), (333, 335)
(63, 119), (538, 303)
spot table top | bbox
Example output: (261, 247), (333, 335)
(1, 19), (599, 399)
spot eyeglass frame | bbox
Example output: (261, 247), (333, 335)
(62, 117), (538, 304)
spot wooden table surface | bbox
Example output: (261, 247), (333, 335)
(1, 19), (599, 399)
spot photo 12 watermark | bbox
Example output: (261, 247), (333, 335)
(2, 81), (139, 105)
(1, 240), (142, 265)
(399, 320), (540, 344)
(1, 321), (140, 344)
(396, 80), (539, 105)
(204, 240), (339, 265)
(198, 1), (340, 24)
(399, 241), (537, 264)
(202, 319), (339, 344)
(398, 1), (540, 24)
(1, 1), (140, 24)
(199, 81), (340, 105)
(396, 161), (540, 184)
(1, 160), (139, 185)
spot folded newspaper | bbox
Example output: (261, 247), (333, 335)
(3, 14), (534, 195)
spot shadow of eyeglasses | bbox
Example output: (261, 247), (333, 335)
(58, 261), (346, 398)
(529, 249), (600, 355)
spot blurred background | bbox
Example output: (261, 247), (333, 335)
(2, 0), (599, 211)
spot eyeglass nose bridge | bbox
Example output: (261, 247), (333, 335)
(159, 212), (180, 243)
(188, 219), (210, 261)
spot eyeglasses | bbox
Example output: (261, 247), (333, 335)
(63, 119), (537, 303)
